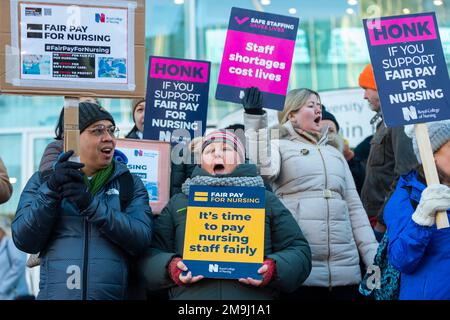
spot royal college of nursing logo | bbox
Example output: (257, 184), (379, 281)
(208, 264), (219, 273)
(134, 149), (143, 157)
(95, 13), (106, 23)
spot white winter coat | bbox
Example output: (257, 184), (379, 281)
(245, 112), (378, 287)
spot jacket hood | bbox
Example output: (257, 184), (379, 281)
(39, 140), (64, 172)
(190, 163), (258, 179)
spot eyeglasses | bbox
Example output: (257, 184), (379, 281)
(87, 125), (120, 138)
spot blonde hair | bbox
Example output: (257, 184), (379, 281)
(278, 88), (320, 124)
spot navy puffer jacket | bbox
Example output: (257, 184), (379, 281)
(12, 161), (153, 300)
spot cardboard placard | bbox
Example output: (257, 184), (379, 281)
(183, 186), (265, 280)
(143, 56), (210, 144)
(363, 12), (450, 127)
(115, 138), (171, 214)
(0, 0), (145, 98)
(215, 7), (299, 110)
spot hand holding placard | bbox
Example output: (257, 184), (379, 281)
(414, 124), (449, 229)
(168, 257), (204, 286)
(239, 258), (276, 287)
(242, 87), (264, 115)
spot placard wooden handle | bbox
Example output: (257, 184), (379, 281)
(64, 97), (80, 162)
(414, 123), (449, 229)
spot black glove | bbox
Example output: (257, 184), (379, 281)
(242, 87), (264, 115)
(60, 182), (93, 212)
(47, 150), (85, 192)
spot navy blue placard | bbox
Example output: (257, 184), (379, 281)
(363, 12), (450, 127)
(182, 261), (262, 280)
(189, 185), (266, 209)
(143, 56), (210, 144)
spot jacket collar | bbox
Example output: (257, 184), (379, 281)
(400, 171), (426, 203)
(370, 111), (383, 126)
(104, 160), (129, 186)
(281, 120), (329, 145)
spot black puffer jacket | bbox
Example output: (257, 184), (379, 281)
(12, 161), (153, 300)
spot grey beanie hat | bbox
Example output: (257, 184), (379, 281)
(405, 120), (450, 163)
(79, 102), (115, 133)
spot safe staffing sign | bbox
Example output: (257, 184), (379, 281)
(215, 7), (299, 110)
(183, 186), (266, 280)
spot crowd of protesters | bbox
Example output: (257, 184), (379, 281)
(0, 62), (448, 301)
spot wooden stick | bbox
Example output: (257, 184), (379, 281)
(414, 123), (449, 229)
(64, 97), (80, 163)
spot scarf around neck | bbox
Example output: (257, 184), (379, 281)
(182, 174), (265, 196)
(83, 162), (114, 195)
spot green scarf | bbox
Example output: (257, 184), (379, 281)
(83, 162), (114, 195)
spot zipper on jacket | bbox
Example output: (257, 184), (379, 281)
(317, 147), (332, 291)
(82, 219), (89, 300)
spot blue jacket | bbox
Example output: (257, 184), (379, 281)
(12, 161), (153, 300)
(384, 171), (450, 300)
(0, 236), (29, 299)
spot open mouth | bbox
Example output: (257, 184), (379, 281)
(100, 147), (113, 156)
(213, 164), (225, 174)
(314, 116), (321, 125)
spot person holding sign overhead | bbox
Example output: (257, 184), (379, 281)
(382, 120), (450, 300)
(244, 87), (378, 300)
(139, 130), (311, 300)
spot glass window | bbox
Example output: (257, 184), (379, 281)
(33, 137), (54, 172)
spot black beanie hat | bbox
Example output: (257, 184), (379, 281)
(321, 106), (340, 133)
(79, 102), (115, 133)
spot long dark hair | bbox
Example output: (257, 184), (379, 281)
(54, 107), (64, 140)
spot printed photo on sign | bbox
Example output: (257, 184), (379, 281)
(98, 57), (127, 78)
(115, 147), (159, 202)
(143, 56), (210, 144)
(18, 2), (130, 85)
(216, 7), (299, 110)
(183, 186), (266, 280)
(363, 12), (450, 127)
(22, 54), (50, 75)
(115, 139), (171, 214)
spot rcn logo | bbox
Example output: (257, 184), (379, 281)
(95, 13), (106, 23)
(402, 106), (418, 121)
(134, 149), (143, 157)
(208, 264), (219, 273)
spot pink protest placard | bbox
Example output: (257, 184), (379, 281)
(215, 7), (299, 110)
(367, 15), (437, 46)
(150, 57), (209, 83)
